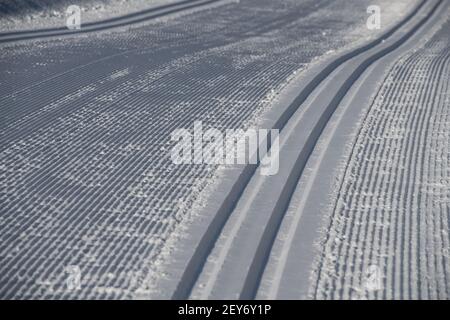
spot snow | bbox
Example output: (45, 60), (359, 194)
(0, 0), (433, 299)
(0, 0), (182, 32)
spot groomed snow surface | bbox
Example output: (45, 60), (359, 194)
(1, 0), (445, 300)
(312, 17), (450, 300)
(0, 0), (182, 31)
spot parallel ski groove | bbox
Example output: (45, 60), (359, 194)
(0, 0), (430, 299)
(172, 0), (432, 299)
(0, 0), (223, 44)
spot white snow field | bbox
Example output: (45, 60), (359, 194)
(2, 0), (446, 300)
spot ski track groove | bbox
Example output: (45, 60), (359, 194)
(6, 0), (385, 298)
(0, 0), (425, 299)
(178, 0), (438, 300)
(0, 0), (225, 44)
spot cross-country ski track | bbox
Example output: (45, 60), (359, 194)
(0, 0), (225, 44)
(1, 0), (448, 299)
(165, 0), (449, 300)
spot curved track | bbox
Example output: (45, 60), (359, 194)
(171, 0), (445, 300)
(0, 0), (437, 299)
(0, 0), (223, 44)
(2, 0), (386, 299)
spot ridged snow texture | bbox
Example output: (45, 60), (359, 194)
(312, 20), (450, 300)
(0, 0), (411, 299)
